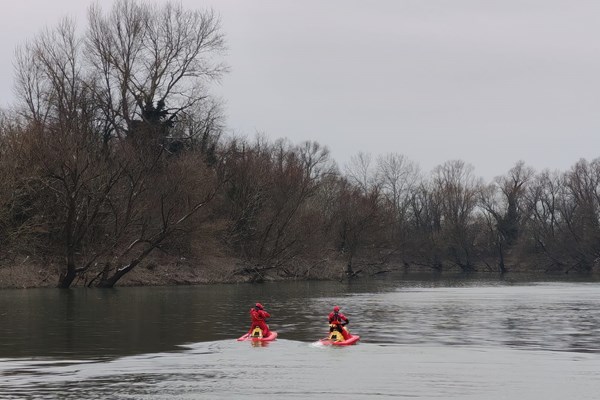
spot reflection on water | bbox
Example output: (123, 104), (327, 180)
(2, 275), (600, 357)
(2, 274), (600, 398)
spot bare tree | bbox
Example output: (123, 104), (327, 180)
(11, 0), (227, 288)
(14, 18), (84, 127)
(222, 137), (335, 280)
(374, 153), (420, 243)
(220, 135), (273, 259)
(12, 19), (115, 287)
(0, 112), (53, 260)
(432, 160), (483, 271)
(91, 151), (220, 287)
(480, 161), (535, 272)
(333, 179), (385, 277)
(345, 152), (376, 195)
(560, 159), (600, 271)
(0, 112), (18, 252)
(86, 0), (226, 140)
(170, 98), (224, 160)
(525, 169), (565, 270)
(408, 181), (444, 270)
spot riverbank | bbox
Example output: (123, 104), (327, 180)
(0, 255), (351, 289)
(2, 253), (597, 289)
(0, 256), (241, 289)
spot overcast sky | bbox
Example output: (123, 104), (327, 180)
(1, 0), (599, 181)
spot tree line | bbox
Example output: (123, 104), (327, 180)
(1, 0), (599, 288)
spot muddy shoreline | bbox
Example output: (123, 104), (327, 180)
(2, 254), (598, 289)
(0, 255), (351, 289)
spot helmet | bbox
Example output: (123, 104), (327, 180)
(333, 306), (340, 312)
(255, 303), (264, 309)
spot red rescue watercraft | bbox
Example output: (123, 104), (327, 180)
(237, 327), (278, 342)
(319, 324), (360, 346)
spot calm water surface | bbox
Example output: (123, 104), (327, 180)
(1, 274), (600, 399)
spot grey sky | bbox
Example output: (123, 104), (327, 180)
(1, 0), (598, 181)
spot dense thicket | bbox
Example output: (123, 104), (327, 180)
(1, 1), (599, 288)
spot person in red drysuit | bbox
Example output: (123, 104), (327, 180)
(328, 306), (351, 340)
(249, 303), (271, 337)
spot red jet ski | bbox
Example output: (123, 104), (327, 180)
(238, 327), (278, 342)
(319, 324), (360, 346)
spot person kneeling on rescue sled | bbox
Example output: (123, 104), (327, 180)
(249, 303), (271, 337)
(328, 306), (351, 340)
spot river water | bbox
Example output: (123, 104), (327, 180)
(1, 273), (600, 399)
